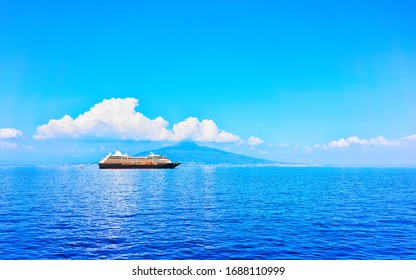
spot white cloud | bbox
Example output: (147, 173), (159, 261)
(34, 98), (171, 140)
(0, 141), (18, 149)
(327, 135), (401, 148)
(34, 97), (241, 143)
(247, 136), (264, 146)
(303, 146), (313, 153)
(171, 117), (240, 142)
(404, 134), (416, 141)
(369, 136), (400, 146)
(314, 144), (328, 150)
(328, 138), (349, 148)
(0, 128), (23, 149)
(278, 143), (290, 147)
(0, 128), (23, 139)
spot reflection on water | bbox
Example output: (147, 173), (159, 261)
(0, 165), (415, 259)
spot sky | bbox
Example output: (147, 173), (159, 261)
(0, 0), (415, 165)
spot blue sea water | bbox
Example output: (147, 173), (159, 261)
(0, 165), (415, 260)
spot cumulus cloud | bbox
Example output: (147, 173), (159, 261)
(0, 128), (23, 139)
(34, 98), (242, 143)
(34, 98), (171, 140)
(328, 136), (400, 148)
(171, 117), (240, 142)
(247, 136), (264, 146)
(302, 134), (416, 152)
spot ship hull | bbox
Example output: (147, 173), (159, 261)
(99, 162), (181, 169)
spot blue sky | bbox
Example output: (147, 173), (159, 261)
(1, 0), (415, 165)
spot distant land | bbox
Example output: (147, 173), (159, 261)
(136, 142), (296, 165)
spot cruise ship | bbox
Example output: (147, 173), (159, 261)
(98, 151), (181, 169)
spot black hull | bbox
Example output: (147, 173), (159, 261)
(99, 163), (181, 169)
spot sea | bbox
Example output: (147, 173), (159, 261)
(0, 164), (415, 260)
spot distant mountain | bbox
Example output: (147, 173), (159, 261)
(135, 142), (288, 165)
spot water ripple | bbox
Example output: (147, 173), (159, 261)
(0, 166), (415, 259)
